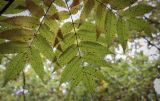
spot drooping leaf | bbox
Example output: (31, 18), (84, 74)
(83, 53), (111, 67)
(117, 18), (129, 52)
(29, 47), (45, 82)
(128, 18), (155, 34)
(50, 11), (70, 20)
(79, 22), (96, 32)
(61, 32), (75, 50)
(83, 66), (105, 80)
(78, 30), (97, 41)
(60, 56), (81, 83)
(0, 22), (17, 32)
(105, 11), (117, 46)
(96, 4), (107, 39)
(121, 4), (154, 18)
(45, 17), (59, 34)
(107, 0), (137, 10)
(26, 0), (45, 18)
(80, 0), (95, 23)
(48, 5), (57, 15)
(61, 22), (73, 35)
(70, 69), (83, 89)
(80, 41), (109, 56)
(0, 28), (34, 42)
(82, 71), (96, 93)
(1, 16), (39, 28)
(39, 24), (54, 43)
(3, 53), (26, 86)
(0, 42), (28, 54)
(33, 35), (54, 60)
(54, 0), (66, 8)
(58, 44), (77, 65)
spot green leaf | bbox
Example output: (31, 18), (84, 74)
(45, 17), (59, 34)
(60, 56), (81, 83)
(1, 16), (39, 28)
(96, 4), (107, 39)
(3, 53), (26, 86)
(61, 22), (73, 35)
(83, 66), (105, 80)
(78, 30), (97, 41)
(70, 70), (83, 89)
(121, 4), (154, 17)
(54, 0), (66, 8)
(105, 11), (117, 46)
(80, 0), (95, 23)
(79, 22), (96, 32)
(107, 0), (137, 10)
(70, 0), (81, 14)
(0, 22), (17, 32)
(26, 0), (45, 18)
(0, 42), (28, 54)
(48, 5), (57, 15)
(39, 24), (54, 43)
(33, 35), (54, 60)
(80, 41), (109, 56)
(58, 44), (77, 65)
(117, 18), (129, 52)
(29, 48), (45, 82)
(61, 32), (75, 50)
(0, 28), (34, 42)
(83, 53), (111, 67)
(128, 18), (155, 34)
(82, 71), (96, 93)
(49, 11), (69, 20)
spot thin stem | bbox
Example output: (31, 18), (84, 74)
(22, 70), (26, 101)
(0, 0), (15, 16)
(143, 36), (160, 52)
(144, 16), (160, 25)
(64, 0), (82, 57)
(29, 0), (55, 47)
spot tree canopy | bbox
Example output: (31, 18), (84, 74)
(0, 0), (160, 100)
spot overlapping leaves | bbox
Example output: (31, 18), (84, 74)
(0, 0), (156, 94)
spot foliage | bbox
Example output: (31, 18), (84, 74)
(0, 0), (160, 100)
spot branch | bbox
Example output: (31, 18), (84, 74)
(0, 0), (15, 16)
(22, 70), (26, 101)
(143, 36), (160, 52)
(29, 0), (55, 46)
(64, 0), (82, 57)
(144, 16), (160, 25)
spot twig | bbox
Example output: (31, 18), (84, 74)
(29, 0), (55, 47)
(143, 36), (160, 51)
(0, 0), (15, 16)
(22, 70), (26, 101)
(144, 16), (160, 25)
(64, 0), (82, 57)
